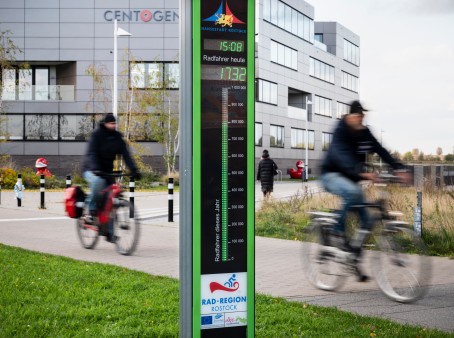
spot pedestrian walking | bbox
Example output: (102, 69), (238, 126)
(257, 149), (278, 200)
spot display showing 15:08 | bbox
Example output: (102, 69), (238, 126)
(204, 39), (245, 53)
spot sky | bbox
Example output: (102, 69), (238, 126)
(307, 0), (454, 155)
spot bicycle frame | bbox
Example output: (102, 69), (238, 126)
(97, 183), (122, 225)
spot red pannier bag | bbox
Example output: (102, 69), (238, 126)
(65, 186), (86, 218)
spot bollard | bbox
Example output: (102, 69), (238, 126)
(168, 177), (174, 222)
(129, 176), (135, 218)
(414, 191), (422, 237)
(40, 174), (45, 209)
(66, 175), (71, 188)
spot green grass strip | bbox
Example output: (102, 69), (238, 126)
(1, 244), (452, 337)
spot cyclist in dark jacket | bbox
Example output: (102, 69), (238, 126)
(321, 100), (409, 248)
(82, 113), (139, 225)
(257, 149), (278, 200)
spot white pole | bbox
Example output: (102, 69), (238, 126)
(113, 19), (118, 120)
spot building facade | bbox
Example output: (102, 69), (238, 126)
(0, 0), (360, 177)
(255, 0), (360, 176)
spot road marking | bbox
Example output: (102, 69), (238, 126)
(0, 217), (69, 222)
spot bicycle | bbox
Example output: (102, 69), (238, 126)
(302, 174), (431, 303)
(68, 172), (140, 256)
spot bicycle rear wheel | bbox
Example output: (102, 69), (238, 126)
(373, 222), (431, 303)
(302, 219), (348, 291)
(113, 200), (140, 256)
(76, 217), (99, 249)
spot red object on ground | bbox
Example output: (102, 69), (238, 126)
(289, 160), (304, 179)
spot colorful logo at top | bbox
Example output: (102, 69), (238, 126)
(203, 0), (245, 27)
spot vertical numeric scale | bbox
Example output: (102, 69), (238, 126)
(192, 0), (254, 337)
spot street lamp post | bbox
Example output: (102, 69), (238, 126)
(113, 19), (132, 122)
(304, 96), (312, 182)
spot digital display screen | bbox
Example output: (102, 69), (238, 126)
(201, 65), (247, 81)
(204, 39), (245, 52)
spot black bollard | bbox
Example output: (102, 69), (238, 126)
(168, 177), (174, 222)
(129, 176), (135, 218)
(40, 174), (45, 209)
(66, 175), (71, 188)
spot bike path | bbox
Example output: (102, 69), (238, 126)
(1, 188), (454, 333)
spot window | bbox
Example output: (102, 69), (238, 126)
(270, 41), (297, 70)
(257, 79), (277, 105)
(343, 39), (360, 66)
(60, 115), (95, 140)
(270, 124), (284, 147)
(130, 62), (180, 89)
(342, 71), (359, 92)
(0, 114), (24, 140)
(309, 57), (334, 84)
(308, 130), (315, 150)
(25, 114), (58, 140)
(336, 102), (350, 119)
(314, 34), (323, 43)
(263, 0), (314, 43)
(314, 96), (332, 117)
(322, 132), (333, 150)
(255, 123), (263, 146)
(291, 128), (304, 149)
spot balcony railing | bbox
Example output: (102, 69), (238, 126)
(1, 85), (75, 101)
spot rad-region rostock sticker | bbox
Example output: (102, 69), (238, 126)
(200, 272), (247, 329)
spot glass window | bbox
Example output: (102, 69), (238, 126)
(298, 13), (304, 38)
(255, 123), (263, 146)
(270, 124), (284, 147)
(291, 128), (304, 148)
(344, 39), (360, 66)
(1, 69), (16, 100)
(322, 132), (333, 150)
(308, 130), (315, 150)
(271, 41), (297, 70)
(314, 34), (323, 43)
(35, 68), (49, 101)
(314, 95), (332, 117)
(309, 57), (334, 84)
(263, 0), (271, 21)
(0, 114), (24, 140)
(270, 0), (278, 25)
(19, 69), (32, 100)
(284, 6), (291, 31)
(60, 114), (94, 140)
(336, 102), (350, 119)
(25, 114), (58, 140)
(257, 79), (277, 105)
(270, 40), (278, 63)
(277, 2), (285, 28)
(341, 71), (358, 92)
(291, 9), (298, 35)
(165, 63), (180, 89)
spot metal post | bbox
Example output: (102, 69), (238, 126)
(414, 191), (422, 237)
(66, 175), (71, 188)
(168, 177), (174, 222)
(129, 176), (135, 218)
(40, 174), (45, 209)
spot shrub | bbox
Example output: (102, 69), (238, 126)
(0, 167), (17, 189)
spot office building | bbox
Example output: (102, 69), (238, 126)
(0, 0), (359, 177)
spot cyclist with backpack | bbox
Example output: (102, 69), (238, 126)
(82, 113), (140, 239)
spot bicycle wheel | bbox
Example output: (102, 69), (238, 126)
(302, 219), (348, 291)
(373, 222), (431, 303)
(113, 200), (140, 256)
(76, 217), (99, 249)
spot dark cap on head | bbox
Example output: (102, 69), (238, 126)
(262, 149), (269, 158)
(349, 100), (368, 114)
(103, 113), (116, 124)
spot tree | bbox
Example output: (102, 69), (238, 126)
(444, 154), (454, 162)
(436, 147), (443, 156)
(411, 148), (420, 159)
(403, 151), (413, 162)
(85, 55), (180, 175)
(418, 151), (425, 161)
(0, 30), (28, 143)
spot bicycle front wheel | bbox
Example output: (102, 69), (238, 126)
(302, 220), (348, 291)
(113, 200), (140, 256)
(76, 217), (99, 249)
(373, 223), (431, 303)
